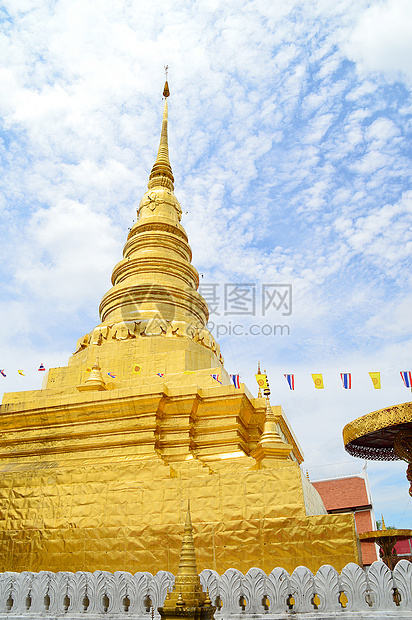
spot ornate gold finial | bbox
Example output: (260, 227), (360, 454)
(163, 65), (170, 98)
(257, 362), (262, 397)
(263, 369), (271, 397)
(381, 514), (386, 530)
(204, 589), (212, 607)
(149, 75), (174, 190)
(77, 357), (107, 392)
(251, 397), (292, 464)
(176, 499), (198, 577)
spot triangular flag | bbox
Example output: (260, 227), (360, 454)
(157, 372), (164, 377)
(400, 371), (412, 388)
(211, 374), (222, 384)
(0, 369), (6, 377)
(107, 372), (116, 378)
(284, 374), (294, 390)
(369, 372), (381, 389)
(18, 370), (25, 376)
(230, 374), (240, 388)
(133, 364), (142, 375)
(38, 363), (46, 371)
(340, 373), (352, 389)
(312, 374), (324, 389)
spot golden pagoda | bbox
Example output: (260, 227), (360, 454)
(158, 502), (215, 620)
(0, 82), (360, 575)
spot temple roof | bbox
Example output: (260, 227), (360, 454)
(312, 476), (371, 511)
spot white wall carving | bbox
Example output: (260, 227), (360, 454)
(0, 560), (411, 619)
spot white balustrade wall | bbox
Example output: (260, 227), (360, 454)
(0, 561), (412, 619)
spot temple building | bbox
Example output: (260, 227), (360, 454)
(312, 466), (378, 566)
(0, 83), (361, 575)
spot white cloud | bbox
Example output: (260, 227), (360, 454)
(14, 198), (121, 311)
(346, 0), (412, 82)
(367, 117), (400, 142)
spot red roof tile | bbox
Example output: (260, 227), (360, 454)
(312, 477), (369, 511)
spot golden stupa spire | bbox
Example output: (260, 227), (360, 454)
(158, 501), (215, 620)
(251, 396), (292, 464)
(176, 499), (198, 578)
(79, 73), (222, 370)
(148, 71), (174, 191)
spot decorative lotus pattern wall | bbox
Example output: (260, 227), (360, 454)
(1, 561), (412, 618)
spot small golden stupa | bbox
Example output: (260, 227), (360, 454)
(159, 501), (215, 620)
(0, 81), (360, 575)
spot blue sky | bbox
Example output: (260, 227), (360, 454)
(0, 0), (411, 532)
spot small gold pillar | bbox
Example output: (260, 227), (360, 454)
(158, 501), (215, 620)
(76, 358), (107, 391)
(251, 397), (293, 465)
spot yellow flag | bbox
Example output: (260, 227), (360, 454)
(312, 374), (324, 389)
(18, 370), (25, 376)
(255, 374), (268, 388)
(369, 372), (381, 389)
(132, 364), (142, 375)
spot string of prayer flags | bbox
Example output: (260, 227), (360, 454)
(312, 374), (324, 389)
(400, 371), (412, 388)
(255, 373), (268, 389)
(284, 374), (295, 390)
(1, 363), (411, 392)
(369, 372), (381, 389)
(341, 373), (352, 389)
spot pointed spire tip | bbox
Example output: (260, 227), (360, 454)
(148, 73), (174, 190)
